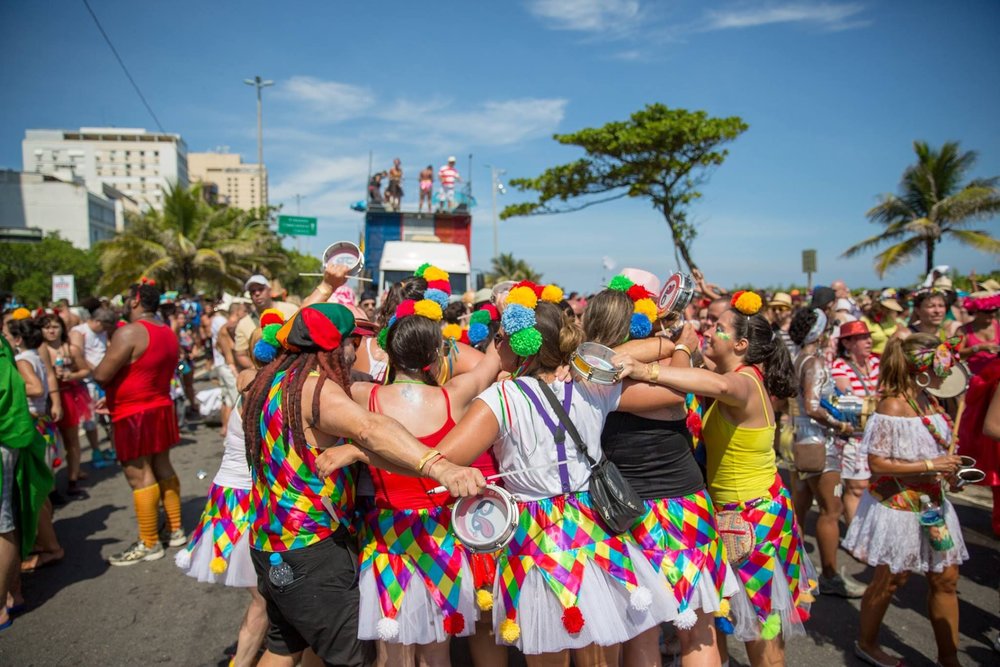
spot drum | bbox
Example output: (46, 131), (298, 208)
(569, 342), (622, 385)
(657, 272), (696, 317)
(322, 241), (365, 277)
(926, 362), (970, 399)
(451, 485), (519, 553)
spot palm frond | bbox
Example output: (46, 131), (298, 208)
(873, 237), (926, 278)
(945, 229), (1000, 254)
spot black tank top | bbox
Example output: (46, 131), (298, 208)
(601, 412), (705, 501)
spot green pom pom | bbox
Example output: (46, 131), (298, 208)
(509, 327), (542, 357)
(414, 263), (432, 278)
(760, 613), (781, 640)
(377, 327), (389, 350)
(608, 275), (634, 292)
(470, 310), (491, 325)
(262, 323), (281, 346)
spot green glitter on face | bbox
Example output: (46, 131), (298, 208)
(715, 326), (732, 341)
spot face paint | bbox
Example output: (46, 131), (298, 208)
(715, 325), (732, 341)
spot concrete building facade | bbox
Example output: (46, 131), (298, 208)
(0, 170), (117, 249)
(22, 127), (188, 212)
(187, 152), (266, 210)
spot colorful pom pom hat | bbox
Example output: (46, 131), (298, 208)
(500, 281), (563, 357)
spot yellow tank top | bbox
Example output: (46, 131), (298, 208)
(702, 370), (776, 504)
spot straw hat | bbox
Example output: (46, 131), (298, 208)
(768, 292), (792, 309)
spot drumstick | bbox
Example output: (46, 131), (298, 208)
(426, 460), (569, 495)
(298, 273), (373, 281)
(948, 395), (966, 455)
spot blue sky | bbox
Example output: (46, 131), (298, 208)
(2, 0), (998, 293)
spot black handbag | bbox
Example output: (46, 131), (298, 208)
(535, 382), (645, 534)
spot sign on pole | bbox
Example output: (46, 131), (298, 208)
(278, 215), (318, 236)
(802, 249), (817, 292)
(52, 274), (76, 304)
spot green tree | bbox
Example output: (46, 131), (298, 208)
(843, 141), (1000, 277)
(0, 233), (101, 307)
(97, 185), (287, 294)
(501, 103), (749, 272)
(483, 252), (543, 284)
(274, 249), (323, 298)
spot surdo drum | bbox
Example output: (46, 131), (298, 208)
(569, 342), (622, 385)
(451, 485), (519, 552)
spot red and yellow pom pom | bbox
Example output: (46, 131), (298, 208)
(634, 297), (657, 322)
(476, 589), (494, 611)
(209, 556), (228, 574)
(427, 279), (451, 294)
(541, 284), (563, 303)
(627, 284), (650, 302)
(561, 606), (585, 633)
(506, 285), (539, 309)
(443, 612), (465, 635)
(423, 266), (449, 283)
(413, 299), (443, 321)
(731, 290), (763, 316)
(441, 323), (462, 341)
(395, 300), (417, 319)
(500, 618), (520, 643)
(260, 308), (285, 327)
(716, 598), (731, 617)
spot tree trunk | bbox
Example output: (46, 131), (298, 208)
(664, 218), (698, 273)
(925, 238), (935, 276)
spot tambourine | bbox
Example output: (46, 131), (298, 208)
(925, 362), (970, 400)
(451, 485), (519, 553)
(569, 342), (622, 385)
(490, 280), (516, 306)
(657, 272), (695, 317)
(298, 240), (370, 280)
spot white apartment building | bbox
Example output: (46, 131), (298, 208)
(22, 127), (188, 212)
(0, 170), (118, 249)
(188, 151), (267, 210)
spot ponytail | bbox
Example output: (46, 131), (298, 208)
(879, 333), (938, 398)
(733, 310), (797, 399)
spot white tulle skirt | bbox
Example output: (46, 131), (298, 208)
(176, 530), (257, 588)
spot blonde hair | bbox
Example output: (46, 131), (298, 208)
(581, 290), (632, 347)
(879, 332), (938, 398)
(521, 301), (583, 376)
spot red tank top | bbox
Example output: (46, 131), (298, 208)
(368, 384), (499, 509)
(107, 319), (179, 421)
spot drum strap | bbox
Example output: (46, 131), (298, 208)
(513, 379), (573, 494)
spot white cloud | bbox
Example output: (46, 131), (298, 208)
(703, 3), (868, 31)
(526, 0), (641, 33)
(275, 76), (375, 122)
(269, 155), (371, 201)
(415, 98), (569, 147)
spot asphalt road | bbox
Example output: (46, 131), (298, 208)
(1, 410), (998, 666)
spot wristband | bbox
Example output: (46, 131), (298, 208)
(648, 362), (659, 383)
(674, 344), (692, 357)
(416, 450), (442, 474)
(924, 459), (934, 472)
(425, 453), (446, 476)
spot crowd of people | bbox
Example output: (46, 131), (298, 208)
(368, 156), (464, 213)
(1, 259), (998, 667)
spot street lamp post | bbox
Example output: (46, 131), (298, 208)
(244, 75), (274, 210)
(485, 164), (506, 261)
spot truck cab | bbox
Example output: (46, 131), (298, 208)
(378, 240), (471, 295)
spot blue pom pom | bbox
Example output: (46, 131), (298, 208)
(468, 322), (490, 345)
(388, 315), (397, 328)
(630, 313), (652, 339)
(714, 616), (734, 635)
(501, 304), (535, 334)
(424, 288), (450, 310)
(253, 339), (278, 363)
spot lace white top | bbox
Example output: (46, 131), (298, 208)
(861, 412), (951, 461)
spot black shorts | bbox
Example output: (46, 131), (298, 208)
(251, 531), (373, 666)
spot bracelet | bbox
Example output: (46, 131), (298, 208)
(425, 453), (447, 476)
(924, 459), (934, 472)
(674, 343), (692, 357)
(416, 450), (442, 474)
(648, 362), (659, 383)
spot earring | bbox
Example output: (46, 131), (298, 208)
(915, 371), (930, 388)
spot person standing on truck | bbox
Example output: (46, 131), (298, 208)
(387, 158), (403, 211)
(438, 156), (460, 211)
(418, 165), (434, 213)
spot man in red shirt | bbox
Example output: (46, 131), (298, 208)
(94, 281), (183, 565)
(438, 156), (460, 211)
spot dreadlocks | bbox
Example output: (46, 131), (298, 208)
(243, 347), (353, 476)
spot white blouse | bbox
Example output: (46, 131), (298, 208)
(862, 412), (952, 462)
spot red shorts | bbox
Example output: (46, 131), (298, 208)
(112, 404), (180, 463)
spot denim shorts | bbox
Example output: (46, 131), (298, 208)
(0, 447), (20, 534)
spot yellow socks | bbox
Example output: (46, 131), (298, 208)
(158, 476), (182, 533)
(133, 483), (161, 548)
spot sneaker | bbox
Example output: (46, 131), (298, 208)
(66, 482), (87, 500)
(819, 571), (866, 598)
(108, 541), (165, 566)
(165, 529), (187, 548)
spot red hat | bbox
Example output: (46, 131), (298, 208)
(838, 320), (871, 338)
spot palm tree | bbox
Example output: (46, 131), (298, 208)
(843, 141), (1000, 277)
(97, 185), (287, 294)
(483, 252), (543, 285)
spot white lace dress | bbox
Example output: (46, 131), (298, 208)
(842, 413), (968, 573)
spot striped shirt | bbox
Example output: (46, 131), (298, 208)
(438, 165), (459, 189)
(830, 355), (879, 396)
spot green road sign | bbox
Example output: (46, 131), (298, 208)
(278, 215), (318, 236)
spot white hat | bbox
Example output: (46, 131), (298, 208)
(620, 267), (661, 296)
(834, 298), (852, 312)
(244, 274), (269, 290)
(447, 155), (456, 163)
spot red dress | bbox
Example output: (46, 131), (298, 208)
(106, 319), (180, 462)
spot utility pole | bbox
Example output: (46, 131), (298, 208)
(485, 164), (506, 261)
(294, 194), (306, 253)
(244, 75), (274, 210)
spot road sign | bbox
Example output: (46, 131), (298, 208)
(52, 274), (76, 304)
(802, 249), (817, 274)
(278, 215), (318, 236)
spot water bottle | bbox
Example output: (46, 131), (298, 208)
(918, 494), (955, 552)
(268, 552), (295, 587)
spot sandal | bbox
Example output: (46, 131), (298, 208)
(854, 641), (904, 667)
(21, 549), (65, 573)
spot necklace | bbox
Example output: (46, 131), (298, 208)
(905, 393), (953, 452)
(393, 379), (427, 385)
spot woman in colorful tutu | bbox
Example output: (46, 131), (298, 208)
(843, 334), (968, 667)
(348, 266), (505, 666)
(583, 275), (735, 666)
(627, 291), (813, 667)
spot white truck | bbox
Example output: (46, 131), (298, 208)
(377, 240), (471, 297)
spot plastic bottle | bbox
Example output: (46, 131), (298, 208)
(268, 552), (295, 587)
(918, 494), (955, 551)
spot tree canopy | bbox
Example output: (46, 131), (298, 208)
(0, 233), (101, 306)
(843, 140), (1000, 277)
(500, 103), (748, 272)
(483, 252), (543, 285)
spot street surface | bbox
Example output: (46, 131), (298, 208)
(1, 398), (997, 666)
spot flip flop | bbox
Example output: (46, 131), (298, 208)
(854, 641), (904, 667)
(0, 617), (12, 632)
